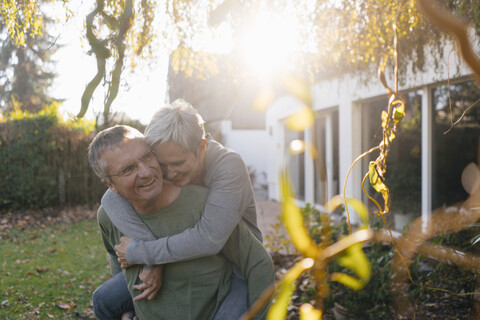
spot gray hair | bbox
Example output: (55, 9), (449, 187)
(88, 125), (144, 183)
(144, 99), (205, 153)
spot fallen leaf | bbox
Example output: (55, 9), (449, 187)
(15, 259), (30, 264)
(57, 302), (76, 311)
(36, 267), (50, 273)
(57, 302), (71, 310)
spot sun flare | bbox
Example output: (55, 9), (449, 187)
(238, 11), (300, 79)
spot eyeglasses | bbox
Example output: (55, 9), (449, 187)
(108, 149), (156, 178)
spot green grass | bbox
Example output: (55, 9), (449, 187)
(0, 218), (111, 319)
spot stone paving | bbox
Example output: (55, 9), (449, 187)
(255, 200), (297, 254)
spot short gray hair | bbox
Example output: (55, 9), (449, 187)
(88, 125), (144, 183)
(145, 99), (205, 153)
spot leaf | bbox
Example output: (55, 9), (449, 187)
(285, 106), (314, 132)
(267, 259), (314, 320)
(326, 195), (369, 228)
(381, 110), (389, 128)
(368, 162), (390, 212)
(280, 172), (321, 258)
(57, 302), (71, 310)
(36, 267), (49, 273)
(56, 302), (76, 311)
(330, 272), (365, 290)
(299, 303), (322, 320)
(331, 243), (371, 290)
(392, 100), (405, 125)
(344, 197), (369, 229)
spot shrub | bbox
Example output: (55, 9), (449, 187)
(0, 103), (106, 210)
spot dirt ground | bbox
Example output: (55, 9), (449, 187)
(255, 200), (282, 235)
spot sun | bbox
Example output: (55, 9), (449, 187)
(237, 10), (300, 80)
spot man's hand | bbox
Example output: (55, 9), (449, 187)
(132, 265), (164, 302)
(114, 236), (133, 269)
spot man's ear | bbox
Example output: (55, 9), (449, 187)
(102, 179), (119, 194)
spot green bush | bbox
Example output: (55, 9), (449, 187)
(0, 103), (106, 210)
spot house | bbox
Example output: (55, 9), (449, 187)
(265, 45), (480, 229)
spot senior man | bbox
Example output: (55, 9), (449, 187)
(89, 125), (274, 320)
(98, 99), (273, 319)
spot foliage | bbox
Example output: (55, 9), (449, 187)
(0, 102), (106, 210)
(258, 174), (373, 319)
(0, 104), (60, 209)
(0, 218), (109, 319)
(326, 242), (395, 319)
(0, 0), (43, 47)
(8, 0), (480, 119)
(0, 0), (60, 114)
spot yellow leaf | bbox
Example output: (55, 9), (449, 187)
(344, 198), (369, 229)
(267, 259), (314, 320)
(381, 110), (388, 128)
(280, 173), (321, 258)
(300, 303), (322, 320)
(285, 106), (314, 132)
(331, 243), (371, 290)
(393, 101), (405, 125)
(368, 162), (387, 194)
(330, 272), (364, 290)
(325, 195), (369, 229)
(368, 162), (390, 213)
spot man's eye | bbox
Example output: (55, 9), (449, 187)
(120, 165), (136, 176)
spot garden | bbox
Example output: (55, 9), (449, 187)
(4, 0), (480, 319)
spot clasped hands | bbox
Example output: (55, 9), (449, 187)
(115, 236), (163, 302)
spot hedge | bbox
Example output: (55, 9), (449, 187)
(0, 103), (106, 210)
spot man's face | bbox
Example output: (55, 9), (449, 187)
(153, 140), (205, 187)
(102, 138), (164, 203)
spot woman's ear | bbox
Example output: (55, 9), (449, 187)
(198, 138), (207, 156)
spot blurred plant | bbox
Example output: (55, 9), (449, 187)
(262, 177), (372, 319)
(0, 102), (105, 210)
(264, 219), (296, 256)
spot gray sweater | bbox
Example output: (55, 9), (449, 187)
(101, 138), (262, 265)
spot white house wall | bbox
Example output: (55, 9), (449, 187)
(266, 40), (475, 216)
(220, 120), (269, 190)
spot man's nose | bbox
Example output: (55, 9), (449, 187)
(137, 161), (151, 176)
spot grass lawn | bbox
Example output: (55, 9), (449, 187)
(1, 218), (110, 319)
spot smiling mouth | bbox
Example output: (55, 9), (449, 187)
(140, 177), (155, 188)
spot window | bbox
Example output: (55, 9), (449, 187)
(314, 110), (339, 204)
(361, 91), (422, 217)
(431, 80), (480, 209)
(285, 128), (305, 201)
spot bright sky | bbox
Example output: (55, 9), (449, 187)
(50, 0), (169, 125)
(47, 1), (306, 125)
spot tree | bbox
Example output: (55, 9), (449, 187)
(0, 0), (59, 113)
(5, 0), (480, 117)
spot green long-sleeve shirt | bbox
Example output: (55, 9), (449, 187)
(98, 184), (274, 320)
